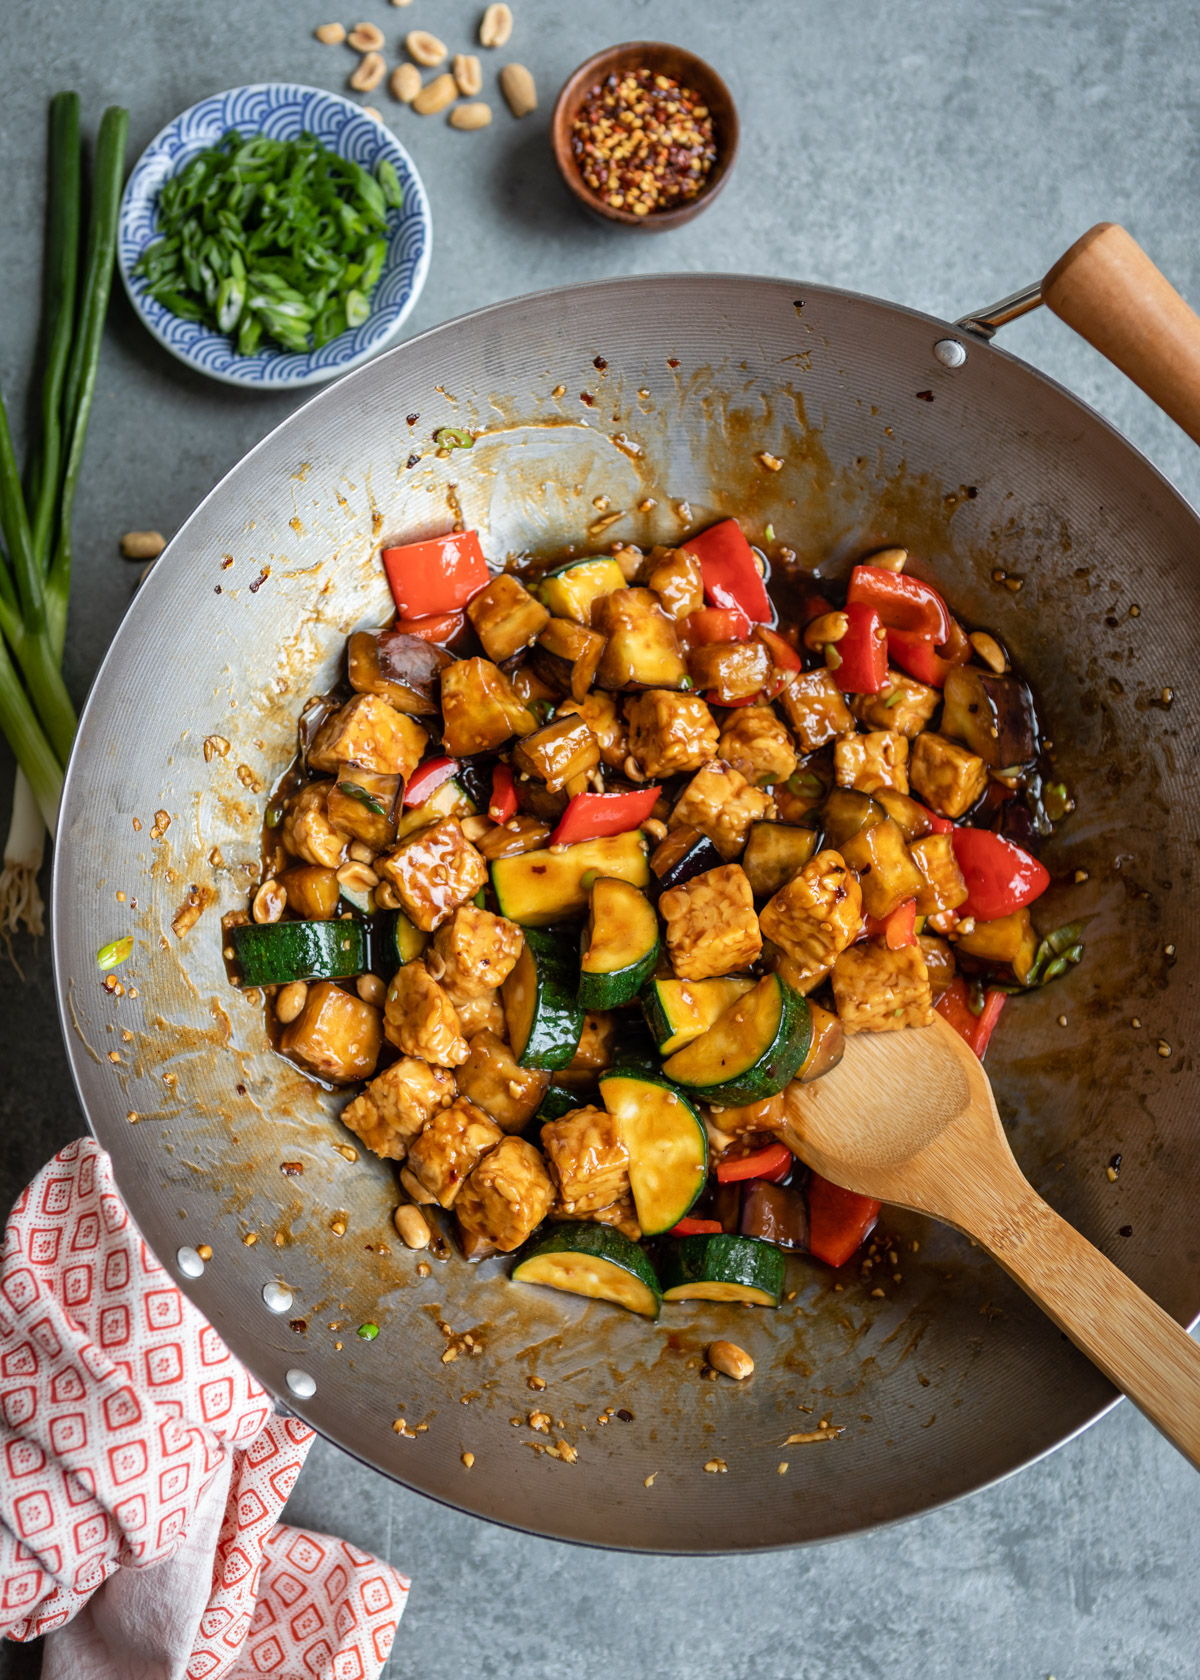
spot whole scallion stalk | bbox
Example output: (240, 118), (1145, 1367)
(0, 96), (127, 938)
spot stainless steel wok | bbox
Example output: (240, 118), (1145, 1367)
(53, 230), (1200, 1550)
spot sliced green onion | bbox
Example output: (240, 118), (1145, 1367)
(1043, 781), (1074, 822)
(98, 934), (133, 970)
(883, 689), (902, 708)
(434, 426), (474, 451)
(357, 1321), (379, 1341)
(337, 780), (386, 816)
(579, 869), (598, 891)
(678, 676), (693, 690)
(265, 803), (285, 828)
(764, 523), (775, 543)
(377, 158), (403, 209)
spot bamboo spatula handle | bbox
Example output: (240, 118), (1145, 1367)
(970, 1176), (1200, 1468)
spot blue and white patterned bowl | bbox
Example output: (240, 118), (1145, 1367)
(118, 84), (432, 389)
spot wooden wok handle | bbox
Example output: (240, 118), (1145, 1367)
(1043, 223), (1200, 447)
(961, 1163), (1200, 1470)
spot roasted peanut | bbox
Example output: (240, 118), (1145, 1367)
(479, 3), (513, 47)
(362, 106), (383, 122)
(337, 859), (380, 893)
(394, 1203), (432, 1248)
(969, 631), (1008, 673)
(347, 21), (384, 50)
(120, 530), (166, 560)
(406, 28), (447, 66)
(453, 52), (482, 95)
(707, 1340), (754, 1381)
(349, 51), (386, 92)
(499, 62), (536, 117)
(803, 610), (849, 651)
(314, 22), (346, 44)
(449, 101), (493, 130)
(357, 973), (387, 1006)
(252, 879), (287, 924)
(390, 62), (421, 103)
(412, 72), (458, 114)
(275, 980), (308, 1024)
(867, 545), (908, 572)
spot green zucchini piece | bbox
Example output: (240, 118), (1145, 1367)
(513, 1225), (662, 1318)
(392, 778), (476, 842)
(381, 908), (428, 972)
(490, 831), (650, 926)
(578, 877), (660, 1009)
(231, 919), (366, 986)
(502, 928), (585, 1070)
(640, 975), (756, 1056)
(742, 822), (820, 899)
(661, 973), (812, 1104)
(539, 556), (626, 624)
(599, 1068), (707, 1236)
(535, 1083), (591, 1125)
(796, 1001), (846, 1083)
(660, 1234), (785, 1306)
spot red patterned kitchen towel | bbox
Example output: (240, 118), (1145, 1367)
(0, 1139), (409, 1675)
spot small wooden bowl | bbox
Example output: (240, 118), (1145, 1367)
(551, 42), (739, 231)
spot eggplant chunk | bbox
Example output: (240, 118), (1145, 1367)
(534, 617), (607, 703)
(511, 714), (601, 791)
(646, 546), (704, 619)
(327, 768), (400, 850)
(941, 664), (1037, 768)
(558, 690), (628, 770)
(593, 588), (688, 689)
(918, 933), (956, 999)
(909, 833), (969, 916)
(955, 906), (1038, 984)
(686, 638), (771, 703)
(795, 1001), (845, 1082)
(740, 1180), (809, 1250)
(348, 629), (450, 715)
(840, 817), (925, 919)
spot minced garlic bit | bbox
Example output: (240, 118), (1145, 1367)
(1073, 869), (1089, 884)
(703, 1457), (728, 1474)
(527, 1374), (546, 1391)
(643, 1472), (657, 1488)
(529, 1410), (551, 1433)
(785, 1426), (843, 1445)
(777, 1461), (789, 1475)
(1132, 1017), (1142, 1028)
(243, 1232), (258, 1246)
(461, 1451), (475, 1469)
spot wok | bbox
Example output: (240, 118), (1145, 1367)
(53, 226), (1200, 1551)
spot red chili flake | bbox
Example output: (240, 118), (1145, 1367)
(406, 412), (420, 425)
(249, 567), (270, 593)
(569, 68), (718, 217)
(280, 1161), (304, 1177)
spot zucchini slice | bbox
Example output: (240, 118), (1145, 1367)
(379, 908), (429, 973)
(535, 1083), (592, 1125)
(742, 822), (820, 899)
(539, 556), (627, 624)
(393, 777), (476, 842)
(661, 972), (812, 1104)
(502, 928), (585, 1070)
(640, 975), (756, 1056)
(660, 1234), (786, 1306)
(578, 878), (660, 1009)
(490, 831), (650, 926)
(599, 1068), (707, 1236)
(513, 1226), (662, 1318)
(231, 919), (365, 986)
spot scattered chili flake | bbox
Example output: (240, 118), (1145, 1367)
(570, 68), (717, 216)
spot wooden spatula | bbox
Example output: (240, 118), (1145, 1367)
(780, 1011), (1200, 1468)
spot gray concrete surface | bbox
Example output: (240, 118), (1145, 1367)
(2, 0), (1200, 1674)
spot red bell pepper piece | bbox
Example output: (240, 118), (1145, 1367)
(950, 828), (1050, 921)
(548, 784), (661, 848)
(682, 518), (773, 624)
(755, 624), (803, 672)
(888, 618), (971, 689)
(863, 899), (917, 949)
(403, 755), (459, 807)
(829, 601), (888, 694)
(807, 1174), (882, 1267)
(669, 1217), (725, 1237)
(935, 976), (1007, 1060)
(715, 1141), (793, 1184)
(683, 606), (753, 644)
(921, 808), (954, 834)
(848, 565), (951, 643)
(382, 530), (489, 618)
(394, 610), (465, 644)
(488, 763), (518, 825)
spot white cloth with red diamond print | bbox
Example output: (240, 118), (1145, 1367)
(0, 1139), (409, 1675)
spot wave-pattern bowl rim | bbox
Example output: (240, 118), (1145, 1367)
(118, 83), (432, 389)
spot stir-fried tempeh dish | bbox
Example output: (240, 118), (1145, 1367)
(224, 520), (1080, 1320)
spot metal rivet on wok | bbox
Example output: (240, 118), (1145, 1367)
(176, 1246), (205, 1278)
(263, 1280), (293, 1314)
(287, 1368), (317, 1399)
(933, 338), (967, 368)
